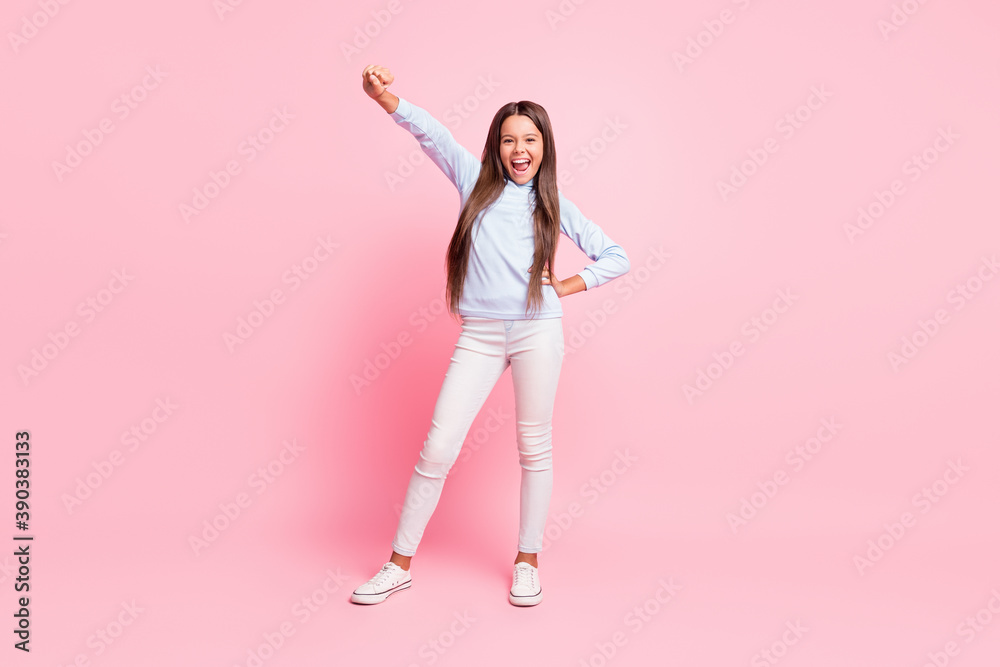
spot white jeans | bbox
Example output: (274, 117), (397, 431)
(392, 315), (565, 556)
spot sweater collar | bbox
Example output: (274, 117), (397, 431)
(506, 176), (535, 192)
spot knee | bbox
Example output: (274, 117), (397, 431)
(518, 448), (552, 471)
(416, 434), (463, 478)
(517, 422), (553, 449)
(516, 427), (553, 471)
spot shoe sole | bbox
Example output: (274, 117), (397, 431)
(350, 579), (411, 605)
(509, 588), (542, 606)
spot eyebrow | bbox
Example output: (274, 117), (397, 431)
(501, 132), (539, 139)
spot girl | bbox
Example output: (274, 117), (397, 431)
(351, 64), (631, 607)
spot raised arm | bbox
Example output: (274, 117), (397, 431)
(362, 64), (480, 194)
(558, 191), (631, 290)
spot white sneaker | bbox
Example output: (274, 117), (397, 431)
(351, 562), (412, 604)
(509, 562), (542, 606)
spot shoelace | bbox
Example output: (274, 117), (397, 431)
(513, 563), (537, 590)
(370, 563), (399, 588)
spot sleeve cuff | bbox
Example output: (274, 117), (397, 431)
(580, 269), (599, 291)
(389, 96), (410, 119)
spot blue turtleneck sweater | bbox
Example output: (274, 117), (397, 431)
(389, 95), (631, 320)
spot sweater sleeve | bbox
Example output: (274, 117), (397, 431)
(389, 95), (481, 195)
(557, 191), (631, 291)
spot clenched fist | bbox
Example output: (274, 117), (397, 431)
(362, 64), (394, 100)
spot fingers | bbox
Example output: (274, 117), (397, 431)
(361, 64), (391, 99)
(527, 267), (551, 282)
(361, 64), (393, 89)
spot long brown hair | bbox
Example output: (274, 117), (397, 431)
(445, 101), (560, 320)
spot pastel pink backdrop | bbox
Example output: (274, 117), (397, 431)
(2, 0), (999, 665)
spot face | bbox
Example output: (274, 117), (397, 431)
(500, 113), (543, 185)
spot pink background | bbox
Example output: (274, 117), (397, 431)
(3, 0), (999, 665)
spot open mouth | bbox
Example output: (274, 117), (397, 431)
(512, 158), (530, 175)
